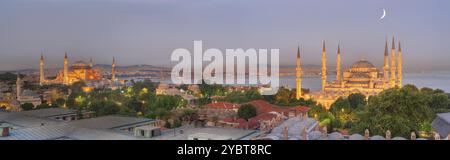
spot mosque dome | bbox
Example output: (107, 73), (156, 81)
(72, 61), (88, 67)
(350, 60), (375, 69)
(349, 72), (370, 78)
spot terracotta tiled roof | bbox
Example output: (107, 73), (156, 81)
(248, 100), (310, 115)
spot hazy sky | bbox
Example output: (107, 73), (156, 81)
(0, 0), (449, 71)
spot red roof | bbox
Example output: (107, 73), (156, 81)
(248, 100), (310, 115)
(248, 100), (280, 115)
(222, 117), (235, 123)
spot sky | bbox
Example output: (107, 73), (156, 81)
(0, 0), (449, 72)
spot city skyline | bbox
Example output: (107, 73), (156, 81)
(0, 0), (449, 72)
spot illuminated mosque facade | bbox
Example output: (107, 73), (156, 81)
(296, 37), (403, 109)
(39, 53), (117, 85)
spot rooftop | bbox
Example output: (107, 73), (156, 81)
(350, 60), (376, 69)
(151, 125), (257, 140)
(20, 108), (79, 118)
(69, 115), (156, 130)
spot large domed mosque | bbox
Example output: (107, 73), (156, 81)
(295, 37), (403, 109)
(38, 52), (117, 85)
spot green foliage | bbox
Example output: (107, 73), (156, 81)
(70, 81), (87, 93)
(307, 105), (326, 118)
(199, 80), (225, 97)
(429, 93), (449, 112)
(237, 104), (257, 120)
(263, 87), (318, 107)
(0, 72), (19, 83)
(90, 100), (120, 116)
(351, 86), (434, 138)
(35, 103), (57, 109)
(55, 98), (66, 107)
(347, 93), (366, 109)
(196, 97), (212, 106)
(62, 79), (187, 120)
(20, 103), (34, 111)
(223, 89), (263, 104)
(274, 87), (294, 106)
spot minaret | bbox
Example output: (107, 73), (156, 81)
(397, 41), (403, 87)
(16, 74), (22, 99)
(321, 41), (327, 91)
(39, 53), (45, 86)
(390, 37), (396, 88)
(111, 57), (116, 82)
(336, 44), (341, 83)
(63, 52), (69, 85)
(383, 38), (390, 89)
(89, 58), (93, 68)
(296, 45), (302, 100)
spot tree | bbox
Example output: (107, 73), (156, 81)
(36, 103), (55, 109)
(347, 93), (366, 110)
(20, 103), (34, 111)
(237, 104), (257, 120)
(274, 87), (293, 106)
(429, 93), (449, 113)
(55, 98), (66, 107)
(90, 100), (120, 116)
(308, 105), (326, 119)
(330, 97), (353, 123)
(351, 86), (433, 138)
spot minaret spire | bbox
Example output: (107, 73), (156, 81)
(111, 57), (116, 82)
(63, 52), (69, 85)
(40, 52), (45, 86)
(16, 74), (22, 99)
(89, 58), (93, 68)
(336, 43), (341, 83)
(383, 37), (390, 89)
(296, 45), (302, 99)
(397, 41), (403, 87)
(390, 36), (397, 87)
(321, 41), (327, 91)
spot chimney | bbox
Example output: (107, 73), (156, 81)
(364, 129), (370, 140)
(410, 132), (416, 140)
(283, 126), (289, 140)
(434, 132), (441, 140)
(301, 127), (308, 140)
(385, 130), (391, 140)
(322, 126), (328, 139)
(1, 127), (10, 137)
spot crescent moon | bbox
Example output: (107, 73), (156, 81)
(380, 9), (386, 20)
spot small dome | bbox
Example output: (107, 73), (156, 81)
(73, 61), (87, 66)
(350, 60), (375, 69)
(349, 134), (364, 140)
(392, 137), (407, 140)
(370, 135), (386, 140)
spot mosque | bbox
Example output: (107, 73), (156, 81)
(39, 53), (117, 85)
(296, 37), (403, 109)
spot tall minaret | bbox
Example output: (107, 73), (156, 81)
(39, 53), (45, 86)
(321, 41), (327, 91)
(390, 37), (396, 88)
(111, 57), (116, 82)
(296, 45), (302, 100)
(63, 52), (69, 85)
(89, 58), (93, 68)
(383, 38), (390, 89)
(16, 74), (22, 99)
(397, 41), (403, 87)
(336, 44), (341, 83)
